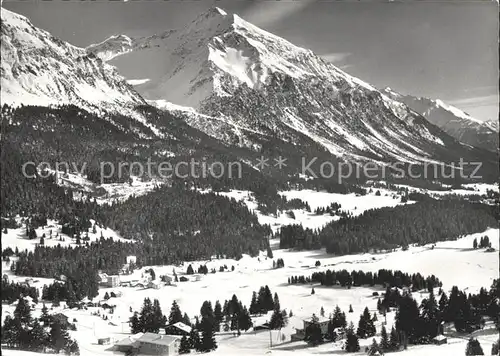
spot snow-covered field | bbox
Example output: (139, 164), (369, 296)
(2, 226), (498, 356)
(392, 182), (498, 198)
(1, 218), (128, 253)
(207, 188), (413, 232)
(2, 186), (498, 356)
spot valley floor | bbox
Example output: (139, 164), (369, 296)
(2, 227), (498, 356)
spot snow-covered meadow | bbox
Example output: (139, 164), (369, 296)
(2, 224), (498, 356)
(2, 184), (498, 356)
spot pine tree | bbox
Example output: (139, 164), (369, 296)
(267, 245), (273, 259)
(331, 306), (347, 329)
(249, 291), (258, 315)
(214, 300), (223, 325)
(421, 289), (439, 339)
(29, 319), (48, 352)
(304, 315), (323, 346)
(238, 306), (253, 331)
(130, 312), (142, 334)
(67, 339), (80, 355)
(2, 315), (20, 348)
(357, 307), (376, 338)
(368, 338), (381, 355)
(345, 327), (360, 352)
(326, 318), (338, 342)
(491, 340), (499, 355)
(52, 290), (60, 307)
(320, 306), (325, 317)
(311, 287), (315, 295)
(269, 294), (285, 330)
(179, 335), (191, 354)
(465, 338), (484, 355)
(380, 325), (389, 351)
(389, 326), (399, 351)
(395, 293), (420, 344)
(182, 313), (191, 326)
(14, 297), (32, 326)
(152, 299), (165, 333)
(198, 315), (217, 352)
(40, 303), (50, 326)
(169, 301), (183, 325)
(188, 329), (200, 350)
(264, 286), (274, 311)
(139, 298), (154, 332)
(349, 304), (353, 313)
(439, 292), (449, 321)
(50, 320), (69, 353)
(66, 281), (77, 308)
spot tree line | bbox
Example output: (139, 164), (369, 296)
(288, 268), (442, 291)
(278, 200), (497, 253)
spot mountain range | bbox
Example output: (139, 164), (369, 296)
(1, 7), (497, 183)
(382, 87), (498, 152)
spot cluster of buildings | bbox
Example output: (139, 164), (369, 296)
(114, 332), (181, 355)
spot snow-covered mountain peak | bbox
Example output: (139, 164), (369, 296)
(82, 7), (485, 164)
(381, 88), (499, 151)
(1, 8), (166, 138)
(86, 34), (133, 61)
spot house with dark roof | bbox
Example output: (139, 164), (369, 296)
(432, 334), (447, 345)
(291, 315), (330, 342)
(165, 322), (192, 336)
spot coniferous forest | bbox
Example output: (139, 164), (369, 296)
(278, 200), (497, 253)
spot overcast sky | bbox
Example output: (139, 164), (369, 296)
(4, 0), (498, 121)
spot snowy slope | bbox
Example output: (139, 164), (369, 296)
(0, 8), (163, 136)
(87, 7), (493, 167)
(2, 228), (498, 356)
(382, 87), (499, 152)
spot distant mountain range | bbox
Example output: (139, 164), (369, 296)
(382, 88), (498, 152)
(1, 7), (497, 182)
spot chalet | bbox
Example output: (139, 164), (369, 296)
(148, 280), (162, 290)
(99, 274), (120, 288)
(98, 273), (109, 284)
(101, 303), (116, 310)
(98, 337), (111, 345)
(161, 275), (173, 285)
(291, 315), (330, 341)
(25, 277), (34, 285)
(165, 322), (191, 336)
(253, 322), (270, 331)
(120, 264), (130, 275)
(107, 275), (120, 287)
(115, 332), (180, 355)
(432, 335), (447, 345)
